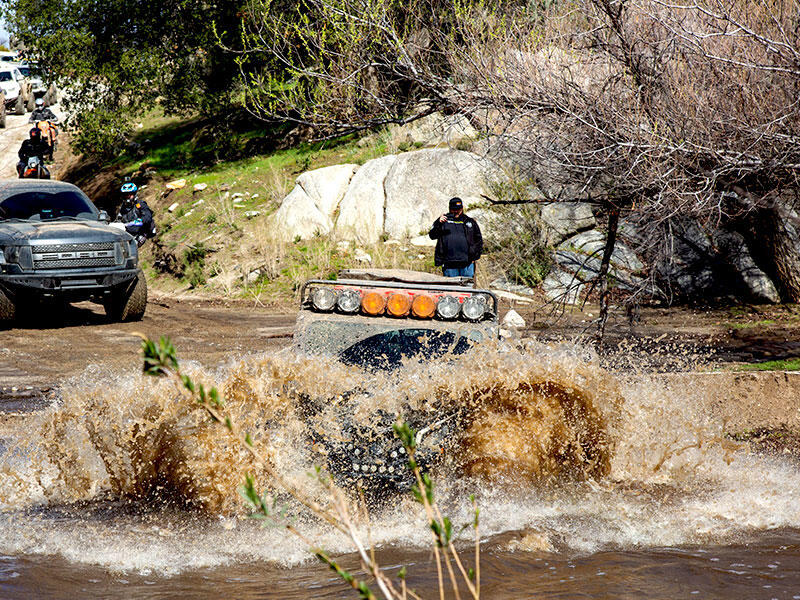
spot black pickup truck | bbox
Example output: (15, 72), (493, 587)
(0, 180), (146, 324)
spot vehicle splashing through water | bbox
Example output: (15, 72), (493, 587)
(0, 341), (798, 597)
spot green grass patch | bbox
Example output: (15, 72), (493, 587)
(735, 357), (800, 371)
(727, 319), (777, 330)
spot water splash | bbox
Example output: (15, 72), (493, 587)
(0, 341), (797, 573)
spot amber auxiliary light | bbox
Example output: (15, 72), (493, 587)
(386, 292), (412, 317)
(361, 291), (386, 315)
(411, 294), (436, 318)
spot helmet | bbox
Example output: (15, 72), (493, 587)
(35, 98), (44, 107)
(29, 127), (40, 139)
(120, 182), (138, 194)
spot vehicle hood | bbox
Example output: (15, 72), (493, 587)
(0, 220), (131, 244)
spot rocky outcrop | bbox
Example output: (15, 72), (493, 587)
(272, 148), (498, 242)
(271, 164), (358, 241)
(335, 156), (397, 244)
(385, 113), (477, 148)
(540, 202), (595, 245)
(383, 149), (495, 239)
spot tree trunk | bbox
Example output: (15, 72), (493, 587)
(596, 206), (620, 341)
(738, 204), (800, 303)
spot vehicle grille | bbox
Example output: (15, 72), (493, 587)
(34, 257), (117, 269)
(31, 242), (115, 254)
(31, 242), (119, 270)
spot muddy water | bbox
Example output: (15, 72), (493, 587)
(0, 342), (799, 598)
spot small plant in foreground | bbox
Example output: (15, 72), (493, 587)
(140, 335), (481, 599)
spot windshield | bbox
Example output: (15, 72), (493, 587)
(339, 329), (471, 371)
(0, 190), (99, 221)
(0, 72), (12, 82)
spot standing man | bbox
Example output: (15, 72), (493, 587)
(429, 197), (483, 278)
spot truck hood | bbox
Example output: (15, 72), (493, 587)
(0, 220), (131, 244)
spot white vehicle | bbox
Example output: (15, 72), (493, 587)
(0, 67), (33, 114)
(15, 63), (47, 98)
(0, 68), (21, 103)
(0, 52), (20, 63)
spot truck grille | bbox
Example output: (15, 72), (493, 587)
(34, 257), (118, 269)
(31, 242), (119, 270)
(31, 242), (115, 254)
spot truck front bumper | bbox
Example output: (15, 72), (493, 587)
(0, 265), (140, 300)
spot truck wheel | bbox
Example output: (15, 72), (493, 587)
(14, 95), (24, 115)
(104, 271), (147, 322)
(0, 287), (16, 324)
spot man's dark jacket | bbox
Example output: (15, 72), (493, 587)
(428, 212), (483, 267)
(18, 138), (49, 162)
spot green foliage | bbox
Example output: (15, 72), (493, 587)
(735, 357), (800, 371)
(182, 244), (210, 288)
(3, 0), (247, 158)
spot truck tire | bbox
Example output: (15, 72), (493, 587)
(104, 271), (147, 322)
(14, 95), (24, 115)
(0, 287), (16, 324)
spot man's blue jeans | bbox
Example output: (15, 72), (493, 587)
(443, 263), (475, 277)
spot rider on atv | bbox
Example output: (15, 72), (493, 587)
(115, 182), (156, 246)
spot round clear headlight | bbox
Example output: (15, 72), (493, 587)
(337, 288), (361, 313)
(461, 295), (487, 321)
(311, 287), (337, 311)
(436, 295), (460, 320)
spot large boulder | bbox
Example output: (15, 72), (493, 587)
(542, 270), (584, 304)
(540, 202), (595, 245)
(559, 230), (645, 273)
(387, 113), (477, 148)
(270, 164), (358, 241)
(270, 185), (331, 241)
(296, 164), (358, 217)
(382, 149), (498, 239)
(714, 231), (780, 304)
(335, 155), (398, 244)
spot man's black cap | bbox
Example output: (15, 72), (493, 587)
(449, 197), (463, 210)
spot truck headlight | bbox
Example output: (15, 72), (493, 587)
(311, 287), (337, 311)
(337, 288), (362, 313)
(3, 246), (33, 270)
(461, 295), (487, 321)
(436, 295), (460, 320)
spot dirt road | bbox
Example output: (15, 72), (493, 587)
(0, 296), (295, 411)
(0, 107), (62, 178)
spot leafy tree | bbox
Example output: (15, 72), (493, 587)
(239, 0), (800, 331)
(3, 0), (246, 157)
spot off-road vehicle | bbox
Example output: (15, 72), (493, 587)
(292, 269), (612, 502)
(293, 269), (500, 497)
(0, 180), (146, 324)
